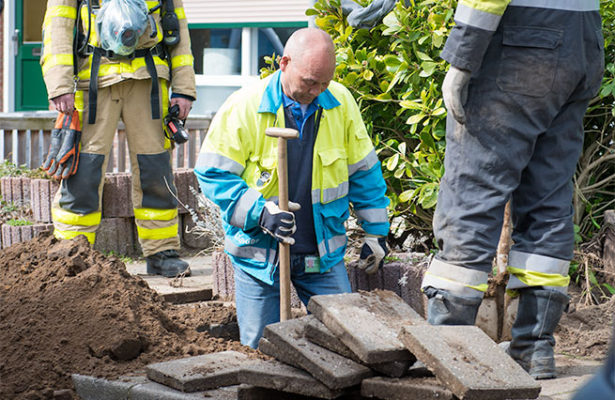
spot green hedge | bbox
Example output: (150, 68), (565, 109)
(309, 0), (615, 248)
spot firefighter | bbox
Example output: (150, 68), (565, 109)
(41, 0), (196, 277)
(421, 0), (604, 379)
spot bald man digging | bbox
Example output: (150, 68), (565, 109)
(195, 28), (390, 348)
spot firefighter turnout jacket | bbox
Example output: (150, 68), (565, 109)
(41, 0), (195, 103)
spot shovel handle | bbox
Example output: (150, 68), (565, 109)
(266, 127), (299, 322)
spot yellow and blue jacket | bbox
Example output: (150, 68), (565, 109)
(195, 71), (390, 284)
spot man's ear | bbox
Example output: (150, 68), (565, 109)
(279, 55), (290, 71)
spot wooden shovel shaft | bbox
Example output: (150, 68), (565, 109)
(277, 136), (291, 321)
(265, 127), (298, 322)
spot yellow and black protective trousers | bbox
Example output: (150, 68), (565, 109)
(52, 79), (181, 256)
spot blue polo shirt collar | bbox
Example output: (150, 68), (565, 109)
(258, 70), (341, 114)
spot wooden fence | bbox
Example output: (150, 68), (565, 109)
(0, 111), (213, 172)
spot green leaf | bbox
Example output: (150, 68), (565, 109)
(343, 72), (359, 86)
(363, 69), (374, 81)
(415, 51), (432, 61)
(406, 113), (424, 125)
(382, 12), (400, 29)
(384, 54), (402, 70)
(419, 183), (439, 209)
(386, 153), (400, 171)
(420, 129), (436, 150)
(432, 107), (446, 116)
(305, 9), (320, 16)
(419, 61), (437, 77)
(399, 189), (414, 203)
(400, 100), (424, 110)
(603, 283), (615, 295)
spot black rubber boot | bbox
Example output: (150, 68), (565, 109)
(146, 249), (191, 277)
(424, 287), (482, 325)
(508, 287), (569, 379)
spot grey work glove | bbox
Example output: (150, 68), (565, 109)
(442, 66), (471, 125)
(358, 235), (388, 274)
(259, 201), (301, 245)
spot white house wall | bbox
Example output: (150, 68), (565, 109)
(183, 0), (311, 24)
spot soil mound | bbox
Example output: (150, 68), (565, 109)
(0, 235), (256, 399)
(556, 292), (615, 359)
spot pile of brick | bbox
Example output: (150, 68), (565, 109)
(73, 290), (542, 400)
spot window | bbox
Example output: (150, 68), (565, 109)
(188, 25), (304, 114)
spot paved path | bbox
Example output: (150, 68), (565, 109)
(125, 253), (214, 303)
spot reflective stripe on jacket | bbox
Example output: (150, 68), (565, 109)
(442, 0), (600, 72)
(41, 0), (195, 100)
(195, 71), (390, 285)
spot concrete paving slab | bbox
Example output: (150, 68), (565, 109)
(72, 374), (239, 400)
(125, 254), (213, 304)
(399, 325), (541, 400)
(145, 350), (249, 392)
(304, 315), (411, 378)
(307, 290), (426, 364)
(262, 317), (372, 389)
(361, 376), (454, 400)
(238, 359), (353, 399)
(238, 384), (370, 400)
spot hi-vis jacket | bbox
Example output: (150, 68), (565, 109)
(195, 71), (390, 285)
(442, 0), (600, 73)
(41, 0), (196, 100)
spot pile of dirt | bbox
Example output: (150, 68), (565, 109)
(556, 289), (615, 359)
(0, 235), (258, 400)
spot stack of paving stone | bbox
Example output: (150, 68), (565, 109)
(0, 177), (55, 249)
(73, 290), (543, 400)
(0, 169), (211, 254)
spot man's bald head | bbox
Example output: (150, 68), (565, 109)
(279, 28), (337, 104)
(283, 28), (336, 67)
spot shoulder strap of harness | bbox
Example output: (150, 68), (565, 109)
(74, 0), (166, 124)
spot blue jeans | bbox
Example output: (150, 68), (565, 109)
(233, 254), (352, 348)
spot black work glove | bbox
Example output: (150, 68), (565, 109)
(42, 110), (81, 180)
(358, 235), (388, 274)
(259, 200), (301, 245)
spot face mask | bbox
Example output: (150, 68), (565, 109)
(96, 0), (149, 56)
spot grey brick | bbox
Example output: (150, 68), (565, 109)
(304, 315), (411, 378)
(398, 325), (541, 400)
(94, 217), (139, 257)
(307, 290), (426, 365)
(102, 173), (133, 218)
(30, 178), (59, 223)
(361, 376), (453, 400)
(146, 351), (249, 392)
(173, 168), (199, 215)
(72, 374), (238, 400)
(238, 359), (351, 399)
(261, 318), (372, 389)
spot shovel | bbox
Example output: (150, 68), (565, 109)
(265, 127), (299, 321)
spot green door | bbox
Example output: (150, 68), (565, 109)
(15, 0), (49, 111)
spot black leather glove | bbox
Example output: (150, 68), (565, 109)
(259, 200), (301, 245)
(42, 110), (81, 180)
(358, 235), (388, 274)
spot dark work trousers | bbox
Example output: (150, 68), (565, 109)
(433, 6), (604, 274)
